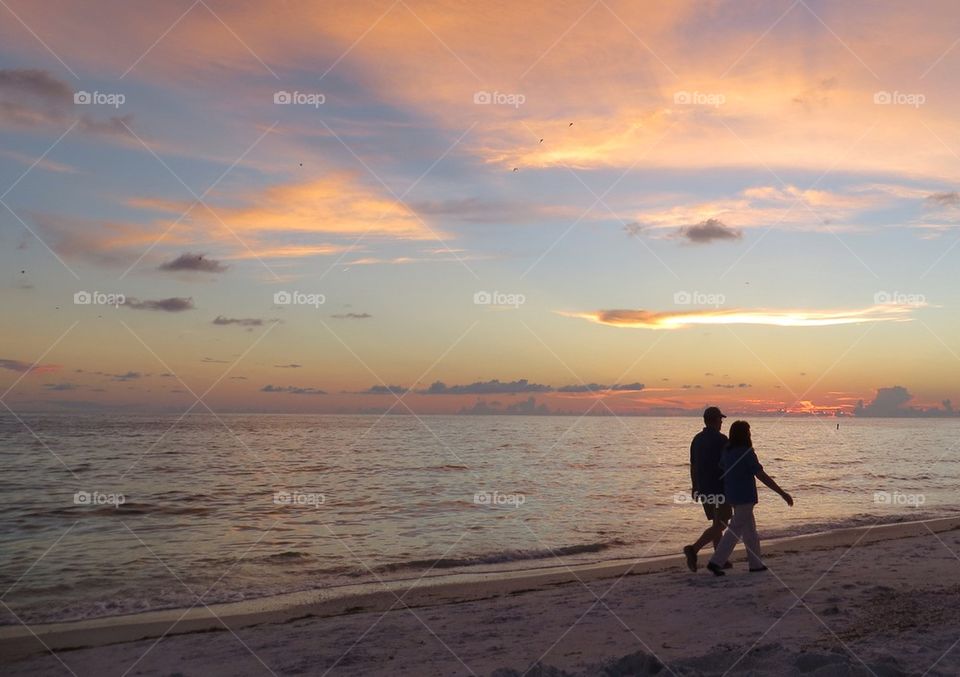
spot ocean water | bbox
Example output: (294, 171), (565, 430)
(1, 413), (958, 625)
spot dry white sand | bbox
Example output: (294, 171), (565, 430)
(4, 517), (960, 676)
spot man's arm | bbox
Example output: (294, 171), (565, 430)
(689, 441), (698, 497)
(757, 469), (793, 506)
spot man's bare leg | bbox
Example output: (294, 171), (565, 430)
(691, 523), (720, 553)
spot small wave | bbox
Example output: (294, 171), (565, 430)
(373, 538), (627, 574)
(261, 550), (313, 563)
(763, 510), (960, 540)
(43, 501), (215, 517)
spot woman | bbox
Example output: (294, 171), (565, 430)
(707, 420), (793, 575)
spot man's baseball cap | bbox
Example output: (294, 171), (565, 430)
(703, 406), (726, 420)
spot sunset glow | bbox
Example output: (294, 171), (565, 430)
(0, 0), (957, 418)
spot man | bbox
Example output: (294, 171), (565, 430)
(683, 406), (733, 572)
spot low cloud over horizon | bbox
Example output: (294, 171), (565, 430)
(260, 384), (326, 395)
(418, 379), (646, 395)
(459, 396), (550, 415)
(213, 316), (276, 327)
(855, 386), (955, 418)
(0, 358), (60, 374)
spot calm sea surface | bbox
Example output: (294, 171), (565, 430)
(1, 414), (958, 624)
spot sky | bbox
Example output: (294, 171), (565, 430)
(0, 0), (958, 416)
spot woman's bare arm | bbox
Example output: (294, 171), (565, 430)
(757, 469), (793, 506)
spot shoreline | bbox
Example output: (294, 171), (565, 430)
(4, 515), (960, 662)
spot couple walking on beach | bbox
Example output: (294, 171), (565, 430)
(683, 407), (794, 576)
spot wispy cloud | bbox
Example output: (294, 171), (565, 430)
(0, 149), (79, 174)
(43, 382), (77, 390)
(411, 197), (575, 224)
(0, 68), (72, 101)
(0, 358), (60, 374)
(625, 185), (877, 239)
(415, 380), (645, 395)
(212, 316), (275, 327)
(331, 312), (372, 319)
(925, 192), (960, 208)
(352, 385), (406, 395)
(135, 174), (437, 241)
(562, 304), (920, 329)
(0, 68), (133, 138)
(225, 244), (349, 260)
(556, 383), (645, 393)
(420, 379), (552, 395)
(345, 251), (491, 266)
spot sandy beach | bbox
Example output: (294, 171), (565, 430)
(4, 516), (960, 676)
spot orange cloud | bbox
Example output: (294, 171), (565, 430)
(135, 174), (435, 240)
(0, 358), (60, 374)
(5, 1), (959, 180)
(624, 184), (882, 236)
(225, 244), (350, 260)
(561, 304), (920, 329)
(32, 173), (436, 268)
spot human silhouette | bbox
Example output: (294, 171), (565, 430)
(707, 420), (793, 575)
(683, 406), (732, 571)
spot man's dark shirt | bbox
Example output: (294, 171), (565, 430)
(690, 427), (728, 497)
